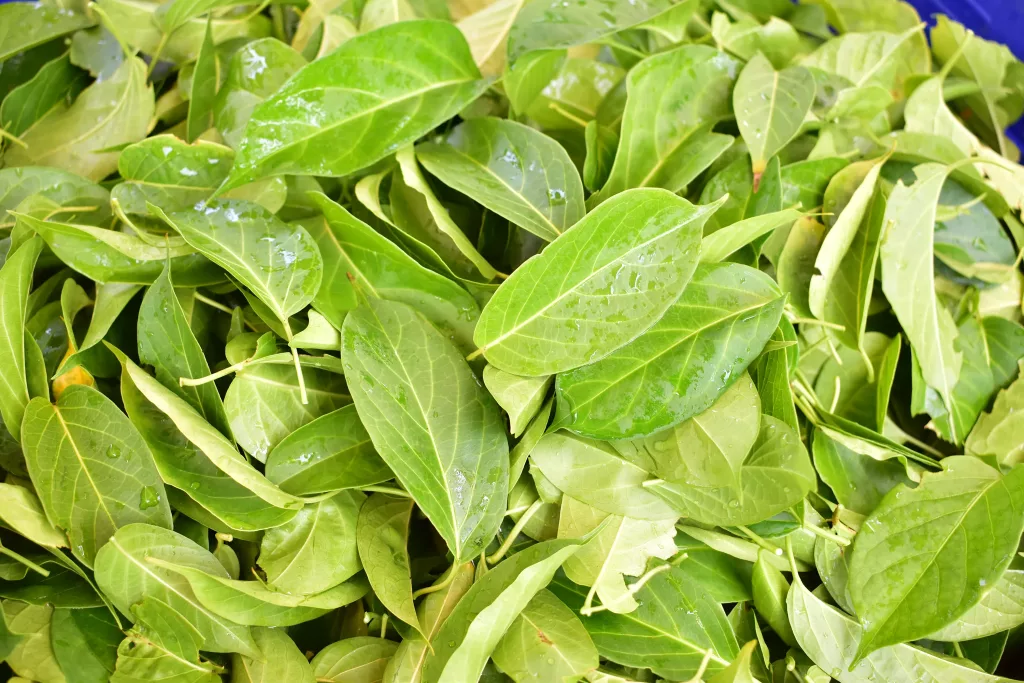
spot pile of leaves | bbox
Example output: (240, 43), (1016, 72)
(2, 0), (1024, 680)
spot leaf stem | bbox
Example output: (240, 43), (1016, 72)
(804, 522), (851, 547)
(787, 316), (846, 331)
(358, 485), (412, 498)
(681, 650), (714, 683)
(547, 103), (589, 129)
(0, 127), (28, 149)
(180, 360), (247, 387)
(486, 500), (541, 565)
(736, 525), (784, 558)
(193, 292), (235, 316)
(465, 348), (484, 362)
(0, 544), (50, 577)
(412, 563), (458, 599)
(283, 319), (309, 405)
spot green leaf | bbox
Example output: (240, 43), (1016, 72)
(482, 366), (551, 438)
(157, 0), (253, 35)
(553, 262), (784, 439)
(530, 432), (679, 521)
(491, 589), (599, 682)
(356, 493), (420, 631)
(506, 0), (671, 63)
(50, 607), (122, 683)
(927, 317), (1000, 444)
(421, 538), (584, 682)
(802, 26), (930, 99)
(751, 550), (795, 646)
(213, 38), (307, 149)
(311, 637), (399, 682)
(147, 559), (369, 627)
(879, 163), (962, 423)
(94, 524), (260, 657)
(808, 155), (885, 323)
(2, 601), (65, 683)
(967, 361), (1024, 466)
(735, 53), (815, 183)
(593, 45), (737, 201)
(112, 135), (286, 216)
(0, 236), (42, 439)
(185, 20), (217, 142)
(503, 49), (566, 115)
(138, 263), (230, 437)
(674, 531), (753, 602)
(221, 21), (489, 191)
(550, 565), (739, 680)
(265, 405), (390, 496)
(848, 457), (1024, 659)
(645, 415), (815, 526)
(613, 372), (761, 492)
(21, 384), (172, 566)
(4, 56), (153, 181)
(931, 15), (1017, 158)
(926, 564), (1024, 642)
(109, 597), (223, 683)
(812, 429), (914, 516)
(121, 354), (310, 511)
(417, 117), (585, 242)
(230, 626), (315, 683)
(0, 167), (110, 227)
(225, 363), (351, 462)
(382, 562), (475, 681)
(0, 3), (94, 61)
(788, 576), (1007, 683)
(0, 482), (67, 548)
(813, 332), (900, 432)
(557, 495), (677, 614)
(259, 490), (364, 596)
(341, 296), (508, 563)
(475, 189), (723, 376)
(154, 200), (323, 328)
(120, 369), (297, 532)
(0, 52), (89, 138)
(303, 193), (480, 352)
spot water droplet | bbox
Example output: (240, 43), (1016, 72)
(139, 486), (161, 510)
(105, 445), (121, 459)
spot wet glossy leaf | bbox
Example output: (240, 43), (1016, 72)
(530, 432), (678, 521)
(150, 559), (369, 626)
(491, 589), (599, 682)
(789, 576), (1007, 683)
(0, 482), (66, 548)
(967, 361), (1024, 467)
(356, 493), (419, 631)
(614, 373), (760, 492)
(231, 626), (315, 683)
(421, 538), (584, 682)
(213, 38), (307, 149)
(557, 495), (677, 614)
(95, 524), (260, 657)
(848, 457), (1024, 658)
(0, 3), (94, 61)
(880, 163), (962, 419)
(342, 296), (508, 562)
(418, 118), (585, 242)
(258, 490), (363, 595)
(109, 597), (223, 683)
(554, 263), (784, 439)
(802, 26), (930, 99)
(265, 405), (390, 495)
(550, 565), (739, 680)
(2, 601), (65, 682)
(225, 363), (350, 462)
(645, 416), (815, 526)
(303, 193), (479, 351)
(221, 21), (489, 191)
(22, 384), (172, 566)
(593, 45), (737, 201)
(155, 200), (323, 328)
(4, 56), (153, 181)
(50, 607), (122, 683)
(312, 636), (399, 682)
(0, 237), (43, 439)
(482, 366), (551, 438)
(735, 54), (815, 182)
(475, 189), (722, 376)
(0, 52), (88, 138)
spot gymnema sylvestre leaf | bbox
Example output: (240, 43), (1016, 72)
(1, 1), (1024, 680)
